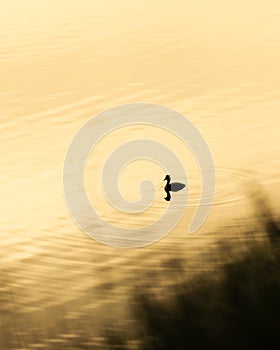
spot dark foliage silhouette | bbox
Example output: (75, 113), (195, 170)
(126, 203), (280, 350)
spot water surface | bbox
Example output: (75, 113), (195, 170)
(1, 1), (280, 346)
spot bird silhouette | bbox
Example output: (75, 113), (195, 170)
(163, 175), (186, 201)
(164, 175), (171, 201)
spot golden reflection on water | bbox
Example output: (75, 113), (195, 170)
(1, 0), (280, 348)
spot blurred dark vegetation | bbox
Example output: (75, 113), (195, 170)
(128, 214), (280, 350)
(1, 193), (280, 349)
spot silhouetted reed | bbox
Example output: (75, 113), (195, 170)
(122, 198), (280, 350)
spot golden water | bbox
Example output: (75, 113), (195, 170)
(1, 0), (280, 347)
